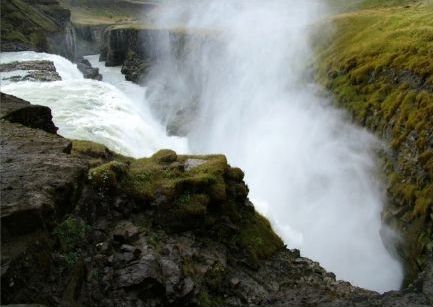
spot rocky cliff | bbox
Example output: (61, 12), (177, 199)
(315, 0), (433, 284)
(1, 0), (76, 59)
(1, 92), (433, 306)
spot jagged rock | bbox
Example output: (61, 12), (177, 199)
(0, 93), (58, 133)
(0, 120), (86, 236)
(121, 51), (151, 83)
(0, 60), (61, 82)
(112, 221), (140, 243)
(0, 60), (57, 72)
(76, 57), (102, 80)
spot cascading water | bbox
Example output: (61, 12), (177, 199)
(0, 0), (403, 293)
(0, 51), (187, 157)
(144, 0), (404, 292)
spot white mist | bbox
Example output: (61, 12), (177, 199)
(146, 0), (403, 292)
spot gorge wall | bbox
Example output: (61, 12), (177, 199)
(315, 0), (433, 284)
(1, 0), (76, 59)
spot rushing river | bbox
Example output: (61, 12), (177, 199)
(0, 0), (404, 290)
(0, 52), (187, 157)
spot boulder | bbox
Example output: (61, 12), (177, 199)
(76, 57), (102, 80)
(0, 60), (61, 83)
(0, 92), (58, 134)
(0, 93), (87, 237)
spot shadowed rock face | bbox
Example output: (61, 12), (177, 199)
(76, 57), (102, 80)
(0, 93), (432, 306)
(1, 0), (75, 59)
(0, 93), (87, 237)
(0, 92), (58, 133)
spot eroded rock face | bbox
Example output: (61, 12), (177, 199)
(76, 57), (102, 80)
(0, 93), (58, 133)
(0, 120), (86, 237)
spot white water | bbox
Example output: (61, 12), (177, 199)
(0, 51), (187, 157)
(0, 0), (403, 292)
(144, 0), (403, 292)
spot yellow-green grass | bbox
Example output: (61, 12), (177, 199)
(78, 146), (283, 262)
(1, 0), (60, 49)
(315, 1), (433, 282)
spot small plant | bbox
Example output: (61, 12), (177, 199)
(53, 216), (91, 269)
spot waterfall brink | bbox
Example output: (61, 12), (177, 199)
(145, 0), (403, 292)
(0, 51), (188, 157)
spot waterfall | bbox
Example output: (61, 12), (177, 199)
(0, 51), (188, 157)
(0, 0), (404, 291)
(144, 0), (403, 292)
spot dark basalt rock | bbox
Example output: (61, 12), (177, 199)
(121, 51), (151, 83)
(76, 57), (102, 80)
(0, 119), (86, 237)
(0, 92), (58, 133)
(0, 60), (62, 83)
(0, 60), (57, 72)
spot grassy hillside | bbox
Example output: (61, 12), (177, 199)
(1, 0), (61, 51)
(58, 0), (157, 25)
(316, 0), (433, 283)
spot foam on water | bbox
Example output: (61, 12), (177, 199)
(0, 51), (187, 157)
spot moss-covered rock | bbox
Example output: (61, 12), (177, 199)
(315, 0), (433, 283)
(1, 0), (75, 58)
(89, 160), (129, 191)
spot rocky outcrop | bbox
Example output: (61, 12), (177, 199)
(0, 60), (61, 82)
(100, 27), (164, 67)
(0, 93), (86, 238)
(73, 24), (107, 57)
(1, 93), (432, 306)
(1, 0), (76, 59)
(76, 57), (102, 80)
(0, 92), (59, 133)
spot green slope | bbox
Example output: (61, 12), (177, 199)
(316, 0), (433, 284)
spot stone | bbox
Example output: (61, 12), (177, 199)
(76, 57), (102, 80)
(0, 120), (86, 236)
(1, 93), (58, 134)
(0, 60), (61, 82)
(112, 221), (140, 243)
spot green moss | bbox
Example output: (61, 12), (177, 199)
(413, 186), (433, 217)
(235, 212), (284, 264)
(151, 149), (178, 163)
(177, 193), (209, 217)
(197, 291), (225, 307)
(53, 216), (89, 253)
(315, 1), (433, 283)
(72, 140), (109, 158)
(89, 160), (128, 191)
(1, 0), (60, 49)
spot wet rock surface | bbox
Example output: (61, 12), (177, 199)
(0, 97), (87, 238)
(1, 94), (432, 306)
(0, 60), (61, 82)
(0, 93), (58, 133)
(76, 57), (102, 80)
